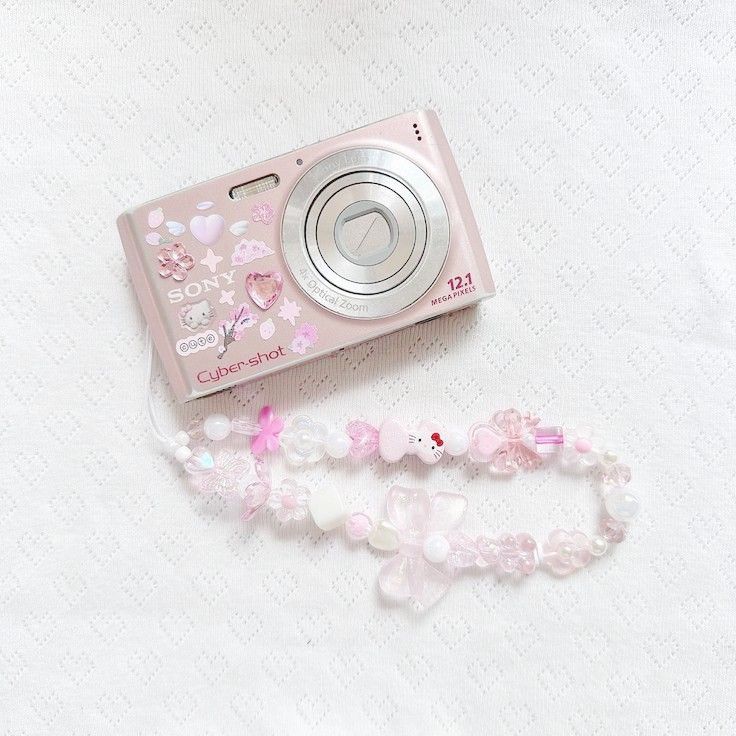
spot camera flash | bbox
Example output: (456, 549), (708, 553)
(229, 174), (279, 201)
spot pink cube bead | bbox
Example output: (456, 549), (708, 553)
(534, 426), (564, 454)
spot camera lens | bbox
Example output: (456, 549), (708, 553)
(282, 148), (449, 319)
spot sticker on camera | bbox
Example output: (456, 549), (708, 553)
(289, 323), (318, 355)
(250, 202), (275, 225)
(277, 297), (302, 326)
(231, 238), (274, 265)
(218, 303), (258, 359)
(179, 300), (215, 331)
(176, 330), (218, 356)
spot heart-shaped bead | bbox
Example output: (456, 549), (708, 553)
(189, 214), (225, 246)
(246, 271), (283, 310)
(183, 447), (215, 474)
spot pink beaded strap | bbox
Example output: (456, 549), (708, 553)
(164, 406), (639, 609)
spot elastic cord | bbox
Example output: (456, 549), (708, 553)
(145, 330), (176, 446)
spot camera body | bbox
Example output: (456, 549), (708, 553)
(118, 110), (494, 401)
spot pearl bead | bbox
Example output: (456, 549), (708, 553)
(443, 428), (469, 456)
(422, 534), (450, 564)
(326, 431), (351, 458)
(174, 445), (192, 463)
(203, 413), (231, 441)
(589, 535), (608, 557)
(174, 430), (190, 447)
(605, 491), (640, 522)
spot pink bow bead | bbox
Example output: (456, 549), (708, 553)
(251, 405), (284, 455)
(378, 486), (468, 608)
(158, 243), (195, 281)
(468, 408), (542, 473)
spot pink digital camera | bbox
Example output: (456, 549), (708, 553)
(118, 110), (494, 401)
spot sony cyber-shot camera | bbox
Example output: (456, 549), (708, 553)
(118, 110), (495, 401)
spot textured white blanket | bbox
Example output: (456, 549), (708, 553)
(2, 1), (734, 733)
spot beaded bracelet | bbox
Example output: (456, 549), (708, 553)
(161, 405), (640, 609)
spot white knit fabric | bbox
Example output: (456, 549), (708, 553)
(2, 1), (734, 733)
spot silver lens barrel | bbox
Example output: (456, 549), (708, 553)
(281, 148), (449, 319)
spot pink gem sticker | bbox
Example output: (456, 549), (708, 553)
(245, 271), (283, 310)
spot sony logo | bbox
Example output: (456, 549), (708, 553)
(167, 270), (236, 303)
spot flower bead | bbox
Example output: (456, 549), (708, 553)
(561, 426), (605, 469)
(542, 529), (592, 575)
(280, 416), (328, 465)
(496, 532), (538, 574)
(251, 405), (284, 455)
(267, 478), (310, 522)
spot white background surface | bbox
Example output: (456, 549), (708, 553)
(2, 1), (735, 733)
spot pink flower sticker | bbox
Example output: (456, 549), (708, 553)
(231, 238), (274, 266)
(250, 201), (275, 225)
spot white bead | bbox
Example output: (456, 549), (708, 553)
(203, 413), (231, 441)
(422, 534), (450, 564)
(174, 445), (192, 463)
(443, 428), (469, 456)
(326, 431), (351, 458)
(174, 431), (190, 447)
(590, 535), (608, 557)
(308, 487), (348, 531)
(368, 521), (400, 551)
(605, 490), (640, 522)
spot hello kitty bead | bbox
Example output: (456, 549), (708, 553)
(378, 418), (446, 465)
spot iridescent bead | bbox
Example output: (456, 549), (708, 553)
(203, 413), (231, 441)
(604, 490), (640, 522)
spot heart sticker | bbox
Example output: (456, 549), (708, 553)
(246, 271), (283, 310)
(190, 214), (225, 246)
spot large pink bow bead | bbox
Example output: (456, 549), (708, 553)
(378, 486), (468, 608)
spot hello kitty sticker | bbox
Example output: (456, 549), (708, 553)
(179, 300), (214, 331)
